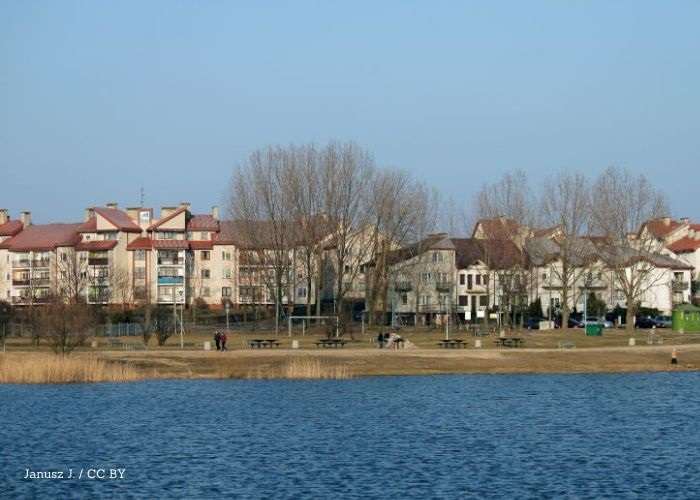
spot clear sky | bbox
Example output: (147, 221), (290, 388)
(2, 1), (699, 223)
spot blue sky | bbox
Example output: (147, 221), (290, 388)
(2, 1), (699, 223)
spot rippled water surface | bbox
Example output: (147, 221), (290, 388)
(2, 373), (700, 499)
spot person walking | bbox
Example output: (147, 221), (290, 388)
(221, 332), (228, 352)
(377, 332), (384, 349)
(671, 348), (679, 365)
(214, 331), (221, 351)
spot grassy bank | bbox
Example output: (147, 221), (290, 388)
(0, 353), (145, 384)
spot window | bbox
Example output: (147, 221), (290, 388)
(467, 274), (473, 289)
(139, 210), (151, 225)
(202, 287), (210, 297)
(134, 267), (146, 279)
(104, 232), (118, 240)
(421, 273), (432, 283)
(475, 274), (481, 286)
(421, 295), (430, 305)
(479, 295), (488, 307)
(297, 287), (307, 298)
(344, 264), (350, 273)
(401, 293), (408, 305)
(201, 269), (210, 279)
(135, 250), (146, 261)
(222, 251), (231, 261)
(459, 273), (465, 285)
(432, 252), (443, 263)
(201, 251), (211, 261)
(458, 295), (468, 306)
(483, 275), (489, 286)
(542, 273), (547, 281)
(158, 231), (178, 240)
(223, 268), (232, 279)
(222, 287), (231, 298)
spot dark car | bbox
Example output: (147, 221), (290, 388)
(654, 315), (672, 328)
(555, 317), (583, 328)
(523, 317), (542, 330)
(635, 316), (656, 329)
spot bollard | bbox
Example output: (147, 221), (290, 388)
(292, 340), (299, 349)
(628, 338), (636, 346)
(203, 341), (211, 351)
(474, 339), (482, 349)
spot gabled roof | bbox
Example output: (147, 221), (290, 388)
(452, 238), (524, 270)
(473, 217), (523, 240)
(127, 237), (154, 250)
(94, 207), (142, 233)
(0, 223), (82, 251)
(374, 234), (454, 267)
(666, 237), (700, 254)
(641, 218), (686, 239)
(186, 214), (219, 232)
(148, 207), (187, 231)
(0, 220), (23, 237)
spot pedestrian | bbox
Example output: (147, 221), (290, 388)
(671, 348), (678, 365)
(376, 332), (384, 349)
(221, 332), (228, 352)
(214, 331), (221, 351)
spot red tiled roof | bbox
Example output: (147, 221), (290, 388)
(77, 218), (97, 232)
(94, 208), (142, 232)
(0, 223), (82, 251)
(187, 214), (219, 231)
(153, 240), (190, 250)
(189, 240), (214, 250)
(148, 207), (187, 231)
(473, 217), (522, 240)
(127, 237), (154, 250)
(75, 240), (118, 251)
(667, 237), (700, 253)
(643, 218), (685, 239)
(0, 220), (23, 237)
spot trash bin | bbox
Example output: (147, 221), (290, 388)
(585, 324), (603, 336)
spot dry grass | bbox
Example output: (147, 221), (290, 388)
(244, 357), (352, 380)
(0, 353), (144, 384)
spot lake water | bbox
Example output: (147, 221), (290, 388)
(2, 373), (700, 499)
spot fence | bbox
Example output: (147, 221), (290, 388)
(96, 323), (143, 337)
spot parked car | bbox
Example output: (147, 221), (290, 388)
(555, 317), (583, 328)
(582, 317), (614, 328)
(653, 315), (672, 328)
(635, 316), (657, 329)
(523, 317), (544, 330)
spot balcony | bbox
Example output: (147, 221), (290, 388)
(435, 281), (454, 292)
(88, 257), (109, 266)
(394, 281), (413, 292)
(157, 258), (183, 266)
(672, 280), (690, 292)
(158, 276), (184, 285)
(12, 279), (29, 286)
(32, 260), (51, 268)
(12, 260), (30, 268)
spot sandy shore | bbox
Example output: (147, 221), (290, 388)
(89, 344), (700, 379)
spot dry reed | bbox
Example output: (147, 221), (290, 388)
(0, 353), (144, 384)
(245, 357), (352, 380)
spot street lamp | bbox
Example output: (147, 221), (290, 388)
(178, 289), (184, 349)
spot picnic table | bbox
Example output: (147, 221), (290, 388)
(493, 337), (524, 348)
(437, 339), (466, 349)
(248, 339), (281, 349)
(315, 338), (347, 348)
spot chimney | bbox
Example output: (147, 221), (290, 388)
(106, 202), (118, 209)
(211, 206), (219, 220)
(20, 211), (31, 227)
(84, 207), (95, 222)
(179, 201), (191, 212)
(0, 209), (8, 225)
(126, 207), (141, 222)
(680, 217), (689, 224)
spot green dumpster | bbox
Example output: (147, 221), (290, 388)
(585, 323), (603, 336)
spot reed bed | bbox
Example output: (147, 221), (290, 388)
(0, 354), (144, 384)
(245, 357), (352, 380)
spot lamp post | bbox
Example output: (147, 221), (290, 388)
(178, 289), (184, 349)
(225, 301), (230, 334)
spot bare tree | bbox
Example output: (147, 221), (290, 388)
(590, 166), (670, 331)
(37, 295), (95, 354)
(110, 264), (132, 309)
(56, 249), (89, 304)
(540, 170), (593, 329)
(475, 169), (539, 228)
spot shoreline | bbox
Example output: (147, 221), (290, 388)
(4, 344), (699, 383)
